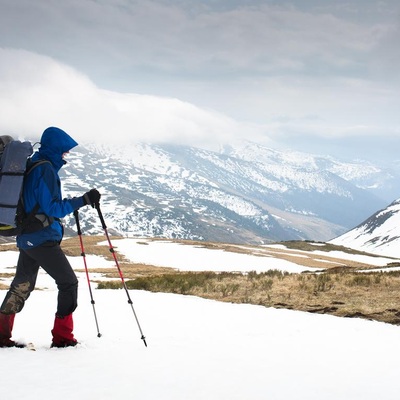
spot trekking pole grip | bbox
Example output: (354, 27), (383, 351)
(95, 202), (107, 229)
(73, 210), (82, 235)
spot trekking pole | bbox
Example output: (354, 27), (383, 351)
(94, 202), (147, 347)
(73, 209), (102, 338)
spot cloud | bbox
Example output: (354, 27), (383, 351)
(0, 1), (399, 162)
(0, 46), (398, 161)
(0, 48), (266, 149)
(1, 1), (396, 78)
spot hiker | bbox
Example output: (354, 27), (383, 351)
(0, 127), (101, 348)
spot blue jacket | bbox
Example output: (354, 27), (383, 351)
(17, 127), (85, 249)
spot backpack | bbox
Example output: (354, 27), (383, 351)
(0, 136), (50, 237)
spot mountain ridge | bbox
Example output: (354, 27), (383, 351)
(330, 198), (400, 258)
(54, 140), (393, 244)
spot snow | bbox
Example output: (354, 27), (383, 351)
(109, 238), (309, 273)
(1, 239), (400, 400)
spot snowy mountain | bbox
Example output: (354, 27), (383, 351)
(53, 141), (393, 244)
(330, 199), (400, 258)
(225, 142), (400, 202)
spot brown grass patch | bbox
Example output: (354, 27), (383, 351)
(102, 269), (400, 325)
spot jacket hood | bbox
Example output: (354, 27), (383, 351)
(37, 127), (78, 170)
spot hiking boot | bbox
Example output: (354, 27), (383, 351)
(0, 338), (25, 348)
(50, 339), (78, 348)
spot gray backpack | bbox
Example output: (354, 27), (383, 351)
(0, 136), (33, 236)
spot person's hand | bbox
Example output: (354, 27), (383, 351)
(83, 189), (101, 208)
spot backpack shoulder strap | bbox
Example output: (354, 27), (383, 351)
(25, 159), (51, 175)
(19, 159), (54, 232)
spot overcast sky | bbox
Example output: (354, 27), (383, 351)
(0, 0), (399, 163)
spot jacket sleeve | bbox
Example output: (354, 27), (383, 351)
(29, 162), (85, 218)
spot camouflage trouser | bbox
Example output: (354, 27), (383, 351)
(0, 241), (78, 316)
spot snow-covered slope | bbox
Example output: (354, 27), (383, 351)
(1, 241), (400, 400)
(52, 140), (392, 244)
(5, 288), (400, 400)
(330, 199), (400, 258)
